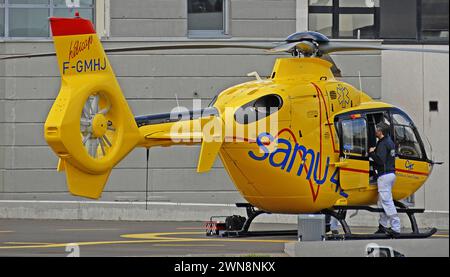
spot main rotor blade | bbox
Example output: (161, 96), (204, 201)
(320, 42), (449, 55)
(0, 52), (57, 60)
(0, 43), (275, 60)
(2, 40), (447, 61)
(103, 43), (273, 53)
(265, 41), (300, 53)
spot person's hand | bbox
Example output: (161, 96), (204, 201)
(369, 147), (376, 153)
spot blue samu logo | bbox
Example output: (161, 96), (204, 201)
(248, 132), (348, 198)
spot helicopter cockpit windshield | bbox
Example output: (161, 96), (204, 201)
(390, 110), (427, 161)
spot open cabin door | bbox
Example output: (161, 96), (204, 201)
(336, 114), (369, 190)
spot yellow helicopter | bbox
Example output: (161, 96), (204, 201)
(2, 15), (448, 240)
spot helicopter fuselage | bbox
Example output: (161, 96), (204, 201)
(137, 57), (432, 214)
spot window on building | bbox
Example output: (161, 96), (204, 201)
(309, 0), (449, 43)
(1, 0), (95, 38)
(420, 0), (449, 42)
(0, 1), (5, 37)
(379, 0), (416, 39)
(309, 0), (380, 39)
(188, 0), (228, 37)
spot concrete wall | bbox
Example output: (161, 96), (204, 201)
(0, 38), (381, 203)
(109, 0), (297, 38)
(0, 1), (446, 221)
(0, 52), (4, 195)
(381, 46), (449, 212)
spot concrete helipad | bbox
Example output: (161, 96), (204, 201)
(0, 219), (447, 257)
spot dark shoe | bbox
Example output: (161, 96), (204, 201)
(331, 230), (339, 235)
(374, 224), (389, 234)
(386, 228), (401, 238)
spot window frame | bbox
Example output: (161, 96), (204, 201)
(308, 0), (449, 44)
(309, 0), (380, 39)
(339, 117), (369, 158)
(0, 0), (101, 40)
(417, 0), (449, 44)
(187, 0), (230, 39)
(0, 2), (4, 37)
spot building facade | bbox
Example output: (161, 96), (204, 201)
(0, 1), (448, 214)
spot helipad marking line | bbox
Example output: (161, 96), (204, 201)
(0, 232), (292, 250)
(120, 232), (293, 243)
(430, 234), (449, 238)
(0, 231), (446, 251)
(57, 228), (119, 232)
(151, 244), (226, 247)
(176, 227), (207, 230)
(0, 231), (14, 233)
(0, 239), (185, 250)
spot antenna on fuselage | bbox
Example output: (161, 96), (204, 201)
(247, 71), (263, 81)
(358, 71), (363, 91)
(358, 70), (363, 103)
(175, 93), (181, 113)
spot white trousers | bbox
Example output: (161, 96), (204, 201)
(330, 217), (340, 231)
(377, 173), (401, 232)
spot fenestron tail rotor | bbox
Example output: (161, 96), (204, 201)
(80, 93), (115, 159)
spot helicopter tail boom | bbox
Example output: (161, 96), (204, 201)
(136, 111), (224, 173)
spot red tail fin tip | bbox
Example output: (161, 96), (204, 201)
(50, 17), (95, 37)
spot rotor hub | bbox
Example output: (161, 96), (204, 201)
(91, 114), (108, 138)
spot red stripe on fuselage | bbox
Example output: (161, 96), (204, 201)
(277, 128), (320, 202)
(395, 168), (429, 176)
(340, 167), (370, 174)
(311, 82), (338, 154)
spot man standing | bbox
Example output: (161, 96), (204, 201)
(369, 122), (400, 237)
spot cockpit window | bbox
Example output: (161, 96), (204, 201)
(234, 94), (283, 124)
(391, 112), (423, 159)
(341, 118), (368, 157)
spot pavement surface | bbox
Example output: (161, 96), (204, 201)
(0, 219), (447, 257)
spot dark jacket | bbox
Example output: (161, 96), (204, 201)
(369, 136), (396, 177)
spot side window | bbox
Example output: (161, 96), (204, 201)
(1, 0), (96, 38)
(188, 0), (228, 37)
(392, 113), (423, 159)
(234, 94), (283, 124)
(341, 117), (367, 157)
(366, 111), (391, 148)
(0, 2), (5, 37)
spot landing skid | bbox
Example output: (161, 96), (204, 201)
(322, 200), (437, 240)
(212, 202), (437, 239)
(220, 203), (298, 237)
(327, 229), (437, 240)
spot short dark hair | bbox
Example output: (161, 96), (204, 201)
(376, 122), (390, 135)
